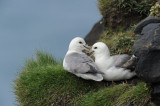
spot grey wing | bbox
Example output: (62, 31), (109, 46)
(65, 53), (98, 74)
(113, 54), (131, 67)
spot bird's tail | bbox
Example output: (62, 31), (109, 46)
(75, 73), (103, 81)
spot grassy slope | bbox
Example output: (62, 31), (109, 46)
(14, 51), (106, 106)
(78, 82), (151, 106)
(14, 51), (152, 106)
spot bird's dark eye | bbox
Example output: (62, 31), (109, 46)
(79, 41), (82, 44)
(94, 47), (97, 49)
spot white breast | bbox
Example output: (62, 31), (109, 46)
(63, 58), (70, 71)
(95, 57), (113, 72)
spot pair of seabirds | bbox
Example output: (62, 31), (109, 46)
(63, 37), (136, 81)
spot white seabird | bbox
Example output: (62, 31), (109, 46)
(63, 37), (103, 81)
(91, 42), (136, 81)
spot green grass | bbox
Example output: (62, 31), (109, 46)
(14, 51), (153, 106)
(98, 0), (111, 16)
(98, 0), (156, 17)
(116, 82), (151, 106)
(98, 0), (156, 31)
(14, 51), (106, 106)
(77, 83), (130, 106)
(77, 82), (151, 106)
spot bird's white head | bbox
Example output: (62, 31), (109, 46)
(91, 42), (110, 58)
(68, 37), (89, 53)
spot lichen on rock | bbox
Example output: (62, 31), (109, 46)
(150, 2), (160, 17)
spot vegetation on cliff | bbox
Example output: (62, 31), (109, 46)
(98, 0), (157, 30)
(98, 26), (137, 55)
(14, 51), (106, 105)
(14, 51), (151, 106)
(78, 82), (151, 106)
(150, 1), (160, 17)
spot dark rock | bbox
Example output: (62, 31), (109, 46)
(152, 83), (160, 95)
(85, 19), (104, 46)
(134, 16), (160, 34)
(133, 22), (160, 83)
(134, 23), (160, 58)
(151, 84), (160, 105)
(133, 16), (160, 105)
(135, 50), (160, 83)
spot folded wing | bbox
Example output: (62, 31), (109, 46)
(64, 53), (103, 81)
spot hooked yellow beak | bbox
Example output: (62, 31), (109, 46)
(82, 44), (91, 55)
(89, 49), (94, 57)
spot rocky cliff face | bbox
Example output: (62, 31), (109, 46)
(133, 16), (160, 105)
(85, 19), (104, 46)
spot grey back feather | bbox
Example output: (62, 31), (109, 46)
(112, 54), (131, 67)
(65, 53), (99, 74)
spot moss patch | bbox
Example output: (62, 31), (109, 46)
(77, 82), (151, 106)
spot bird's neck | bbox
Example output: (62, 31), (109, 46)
(95, 51), (110, 61)
(95, 54), (110, 61)
(68, 46), (83, 53)
(66, 49), (82, 55)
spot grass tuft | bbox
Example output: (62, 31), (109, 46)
(77, 83), (130, 106)
(24, 50), (58, 71)
(77, 82), (151, 106)
(116, 82), (151, 106)
(98, 0), (156, 16)
(98, 0), (157, 30)
(14, 51), (106, 106)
